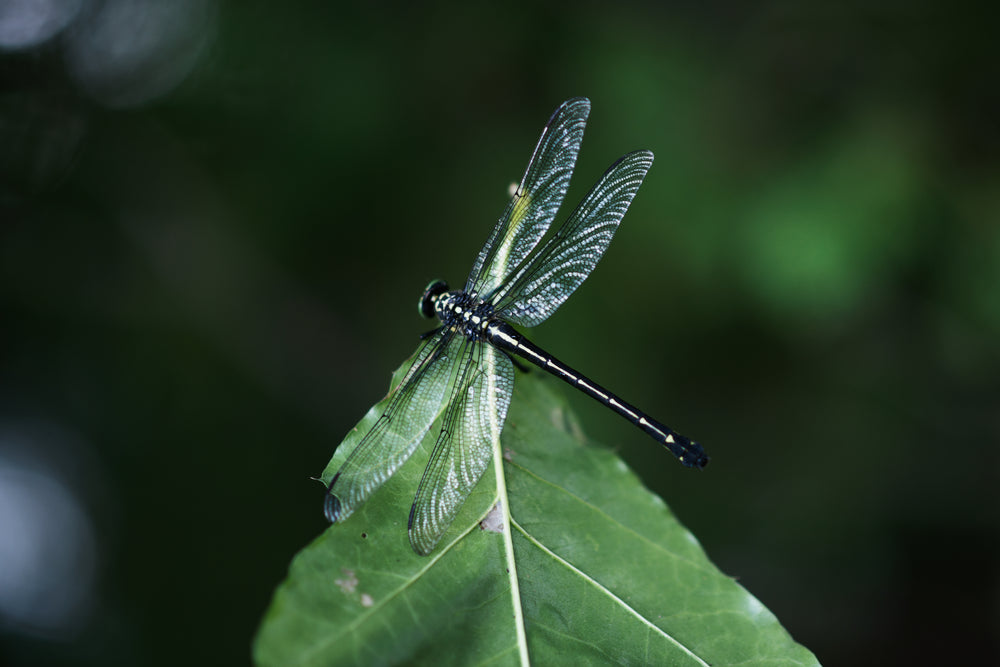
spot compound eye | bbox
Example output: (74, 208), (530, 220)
(418, 280), (449, 318)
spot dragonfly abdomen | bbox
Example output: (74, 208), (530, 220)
(487, 320), (708, 468)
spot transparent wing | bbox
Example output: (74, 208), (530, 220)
(493, 150), (653, 327)
(408, 341), (515, 556)
(324, 329), (464, 524)
(465, 97), (590, 298)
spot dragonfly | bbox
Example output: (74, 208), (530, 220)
(324, 97), (708, 556)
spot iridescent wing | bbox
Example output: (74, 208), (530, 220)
(465, 97), (590, 299)
(407, 341), (515, 555)
(324, 329), (463, 524)
(492, 150), (653, 327)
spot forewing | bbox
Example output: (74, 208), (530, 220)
(465, 97), (590, 298)
(494, 150), (653, 327)
(324, 330), (463, 524)
(408, 342), (515, 556)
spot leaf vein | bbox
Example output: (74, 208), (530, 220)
(510, 516), (709, 666)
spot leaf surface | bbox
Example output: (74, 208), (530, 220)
(254, 362), (819, 666)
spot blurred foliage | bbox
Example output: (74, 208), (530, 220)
(1, 1), (998, 666)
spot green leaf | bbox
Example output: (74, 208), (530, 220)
(254, 363), (819, 666)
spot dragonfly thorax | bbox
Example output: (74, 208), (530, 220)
(419, 280), (496, 338)
(434, 289), (495, 340)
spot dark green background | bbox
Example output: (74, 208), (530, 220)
(2, 2), (998, 665)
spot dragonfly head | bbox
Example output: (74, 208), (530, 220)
(419, 280), (449, 318)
